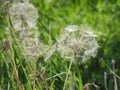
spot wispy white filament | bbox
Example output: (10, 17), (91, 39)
(9, 3), (38, 30)
(57, 25), (99, 63)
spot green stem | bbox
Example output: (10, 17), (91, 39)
(5, 14), (22, 90)
(63, 60), (73, 90)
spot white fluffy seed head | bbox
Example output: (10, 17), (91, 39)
(57, 25), (99, 63)
(21, 38), (39, 56)
(9, 3), (38, 30)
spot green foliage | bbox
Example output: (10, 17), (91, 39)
(0, 0), (120, 90)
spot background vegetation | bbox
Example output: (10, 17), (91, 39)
(0, 0), (120, 90)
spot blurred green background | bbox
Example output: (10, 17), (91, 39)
(0, 0), (120, 90)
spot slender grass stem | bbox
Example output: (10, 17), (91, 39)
(8, 52), (23, 90)
(32, 56), (37, 90)
(112, 60), (118, 90)
(5, 14), (23, 90)
(101, 58), (120, 79)
(10, 23), (41, 89)
(63, 60), (73, 90)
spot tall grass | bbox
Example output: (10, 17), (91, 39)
(0, 0), (120, 90)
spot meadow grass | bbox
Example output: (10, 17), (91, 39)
(0, 0), (120, 90)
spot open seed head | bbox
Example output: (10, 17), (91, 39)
(9, 2), (38, 30)
(20, 38), (44, 60)
(57, 25), (99, 63)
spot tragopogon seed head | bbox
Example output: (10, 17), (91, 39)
(9, 2), (38, 30)
(57, 25), (99, 63)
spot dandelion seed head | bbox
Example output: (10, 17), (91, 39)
(57, 25), (99, 63)
(9, 3), (38, 30)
